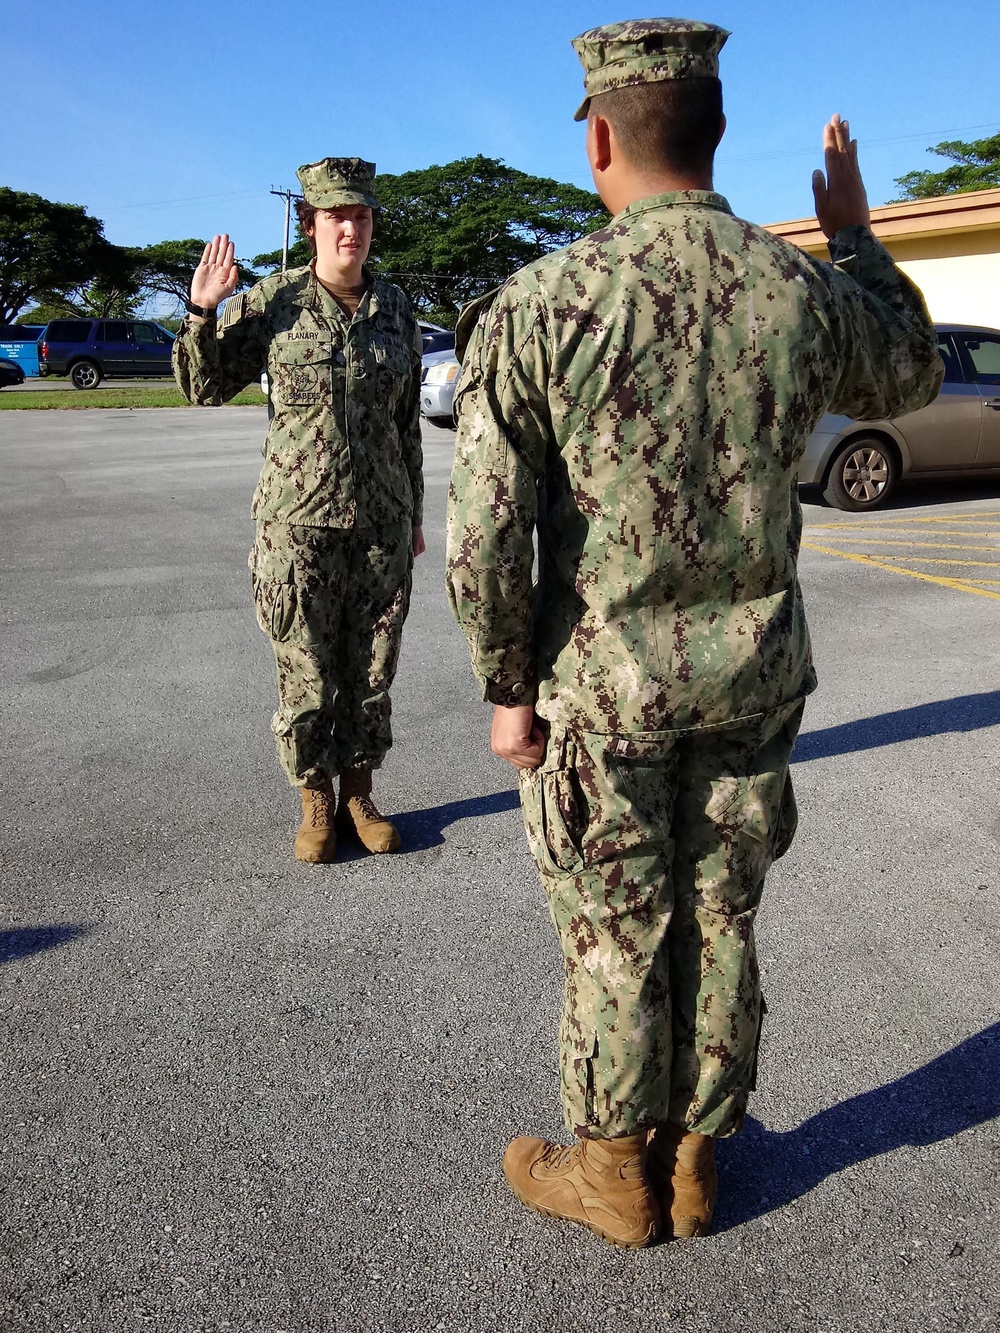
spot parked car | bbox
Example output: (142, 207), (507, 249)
(420, 348), (460, 428)
(38, 318), (175, 389)
(800, 324), (1000, 510)
(0, 358), (26, 388)
(419, 322), (455, 356)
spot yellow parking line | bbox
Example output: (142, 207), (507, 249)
(811, 511), (1000, 529)
(802, 537), (1000, 551)
(811, 526), (1000, 538)
(876, 556), (1000, 569)
(801, 542), (1000, 602)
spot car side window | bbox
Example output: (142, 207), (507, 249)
(133, 322), (161, 345)
(936, 335), (964, 384)
(48, 321), (90, 342)
(955, 334), (1000, 385)
(99, 321), (130, 342)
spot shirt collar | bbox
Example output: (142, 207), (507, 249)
(615, 190), (733, 223)
(302, 263), (379, 321)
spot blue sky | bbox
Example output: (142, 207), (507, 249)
(7, 0), (998, 266)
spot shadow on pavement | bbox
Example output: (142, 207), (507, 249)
(395, 789), (521, 852)
(793, 689), (1000, 764)
(715, 1022), (1000, 1232)
(800, 477), (1000, 512)
(0, 923), (92, 965)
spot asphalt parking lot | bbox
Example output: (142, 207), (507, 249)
(1, 408), (998, 1333)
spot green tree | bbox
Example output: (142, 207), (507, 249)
(255, 157), (609, 325)
(38, 243), (145, 319)
(131, 238), (259, 314)
(0, 187), (122, 326)
(893, 132), (1000, 201)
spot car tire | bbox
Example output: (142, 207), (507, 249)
(823, 436), (899, 511)
(70, 360), (102, 390)
(426, 415), (456, 430)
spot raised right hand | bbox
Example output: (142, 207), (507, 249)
(812, 115), (871, 240)
(190, 234), (239, 310)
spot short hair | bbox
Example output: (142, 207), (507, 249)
(590, 77), (723, 176)
(295, 199), (318, 255)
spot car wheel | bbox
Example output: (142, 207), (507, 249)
(426, 415), (456, 430)
(823, 436), (899, 511)
(70, 360), (102, 390)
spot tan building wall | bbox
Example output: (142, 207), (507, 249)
(766, 187), (1000, 328)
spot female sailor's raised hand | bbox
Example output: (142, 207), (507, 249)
(190, 234), (240, 311)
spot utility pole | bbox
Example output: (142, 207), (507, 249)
(269, 187), (300, 272)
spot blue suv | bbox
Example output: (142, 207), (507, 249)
(39, 318), (175, 389)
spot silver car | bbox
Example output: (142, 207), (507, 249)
(420, 348), (460, 428)
(799, 324), (1000, 510)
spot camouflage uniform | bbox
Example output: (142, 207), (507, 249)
(174, 257), (423, 787)
(447, 190), (943, 1137)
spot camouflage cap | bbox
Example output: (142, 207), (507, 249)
(571, 18), (730, 120)
(295, 157), (379, 209)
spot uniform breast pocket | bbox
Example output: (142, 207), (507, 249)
(269, 339), (333, 407)
(367, 336), (412, 399)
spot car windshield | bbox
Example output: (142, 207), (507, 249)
(421, 330), (456, 355)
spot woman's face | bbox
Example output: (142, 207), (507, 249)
(309, 205), (374, 270)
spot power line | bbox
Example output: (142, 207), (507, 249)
(102, 189), (264, 212)
(718, 121), (1000, 167)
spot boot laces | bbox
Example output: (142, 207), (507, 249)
(351, 793), (385, 825)
(538, 1142), (578, 1172)
(306, 788), (335, 826)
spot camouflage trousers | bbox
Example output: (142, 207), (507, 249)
(518, 700), (804, 1140)
(250, 520), (412, 787)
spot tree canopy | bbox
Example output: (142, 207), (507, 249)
(0, 188), (120, 327)
(893, 132), (1000, 201)
(255, 156), (609, 325)
(13, 231), (259, 325)
(7, 159), (606, 330)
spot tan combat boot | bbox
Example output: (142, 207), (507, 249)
(502, 1132), (660, 1248)
(293, 779), (337, 863)
(647, 1121), (717, 1239)
(336, 768), (401, 853)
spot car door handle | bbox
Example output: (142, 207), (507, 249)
(987, 399), (1000, 410)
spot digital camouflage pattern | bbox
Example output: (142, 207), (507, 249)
(174, 264), (423, 788)
(447, 192), (942, 1139)
(251, 519), (412, 786)
(520, 701), (802, 1138)
(173, 264), (423, 530)
(296, 157), (379, 210)
(571, 19), (730, 121)
(447, 199), (942, 730)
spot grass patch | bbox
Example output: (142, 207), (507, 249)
(0, 387), (267, 410)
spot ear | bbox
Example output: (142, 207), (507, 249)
(586, 112), (613, 174)
(716, 112), (727, 149)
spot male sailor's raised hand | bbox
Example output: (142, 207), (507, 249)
(812, 115), (871, 240)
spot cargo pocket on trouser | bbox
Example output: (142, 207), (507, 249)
(564, 1032), (601, 1137)
(772, 700), (804, 860)
(772, 772), (798, 860)
(517, 762), (585, 880)
(249, 545), (298, 644)
(520, 749), (595, 1135)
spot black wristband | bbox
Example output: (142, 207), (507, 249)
(184, 299), (217, 319)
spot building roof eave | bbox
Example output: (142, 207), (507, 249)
(765, 185), (1000, 252)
